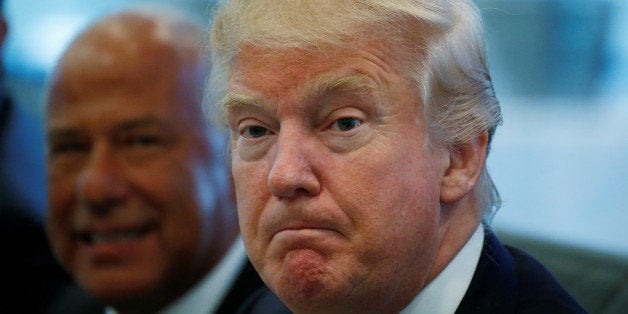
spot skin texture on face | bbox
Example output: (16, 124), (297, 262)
(45, 14), (236, 313)
(225, 38), (485, 313)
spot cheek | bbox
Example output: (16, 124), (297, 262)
(338, 145), (442, 243)
(144, 163), (210, 271)
(232, 158), (268, 251)
(47, 167), (76, 213)
(232, 156), (265, 207)
(139, 153), (211, 212)
(153, 163), (203, 221)
(46, 172), (77, 267)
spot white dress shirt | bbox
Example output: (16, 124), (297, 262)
(400, 225), (484, 314)
(106, 236), (247, 314)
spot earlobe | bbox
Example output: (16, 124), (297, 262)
(440, 131), (488, 204)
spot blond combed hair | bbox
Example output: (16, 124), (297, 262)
(206, 0), (503, 222)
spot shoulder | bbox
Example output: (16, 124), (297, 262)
(45, 283), (105, 314)
(236, 286), (292, 314)
(457, 230), (587, 314)
(216, 258), (267, 314)
(506, 245), (588, 313)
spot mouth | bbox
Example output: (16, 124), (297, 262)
(268, 223), (346, 257)
(272, 222), (343, 241)
(77, 224), (154, 245)
(277, 222), (330, 233)
(279, 226), (334, 233)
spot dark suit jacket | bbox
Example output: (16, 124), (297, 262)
(217, 260), (267, 314)
(0, 208), (75, 314)
(46, 260), (265, 314)
(238, 230), (587, 313)
(456, 230), (586, 313)
(1, 95), (74, 314)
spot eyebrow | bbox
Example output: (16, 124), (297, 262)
(46, 128), (85, 142)
(222, 92), (268, 116)
(47, 116), (174, 141)
(222, 73), (377, 114)
(304, 73), (377, 100)
(115, 116), (173, 132)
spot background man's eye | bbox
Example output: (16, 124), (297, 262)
(335, 117), (362, 131)
(50, 143), (89, 155)
(243, 125), (269, 138)
(131, 135), (160, 146)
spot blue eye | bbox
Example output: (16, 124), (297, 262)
(334, 117), (362, 131)
(243, 125), (269, 138)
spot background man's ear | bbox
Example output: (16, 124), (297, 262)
(440, 131), (488, 204)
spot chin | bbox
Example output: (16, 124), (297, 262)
(270, 249), (353, 311)
(79, 268), (160, 303)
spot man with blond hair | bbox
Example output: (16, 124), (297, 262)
(206, 0), (587, 313)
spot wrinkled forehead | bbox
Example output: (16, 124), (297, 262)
(207, 0), (447, 125)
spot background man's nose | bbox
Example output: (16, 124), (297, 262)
(77, 145), (128, 213)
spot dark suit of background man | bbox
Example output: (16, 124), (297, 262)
(205, 0), (588, 313)
(44, 6), (264, 314)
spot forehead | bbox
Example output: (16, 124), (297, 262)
(47, 43), (201, 126)
(49, 72), (182, 117)
(227, 41), (409, 106)
(46, 76), (203, 141)
(53, 37), (182, 97)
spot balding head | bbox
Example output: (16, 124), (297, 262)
(45, 9), (236, 313)
(49, 9), (209, 113)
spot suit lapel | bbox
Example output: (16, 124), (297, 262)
(456, 230), (519, 314)
(215, 260), (265, 314)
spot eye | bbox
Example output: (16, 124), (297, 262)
(128, 135), (163, 147)
(332, 117), (362, 131)
(242, 125), (270, 139)
(46, 139), (91, 171)
(49, 142), (90, 156)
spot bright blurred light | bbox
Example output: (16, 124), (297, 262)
(17, 14), (91, 76)
(3, 0), (127, 79)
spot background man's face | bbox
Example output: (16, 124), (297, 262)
(226, 41), (450, 312)
(46, 41), (220, 306)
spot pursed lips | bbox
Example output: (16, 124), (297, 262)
(272, 221), (343, 240)
(263, 203), (350, 243)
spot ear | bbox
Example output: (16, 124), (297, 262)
(440, 131), (488, 204)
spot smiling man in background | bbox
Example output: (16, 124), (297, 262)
(45, 7), (263, 314)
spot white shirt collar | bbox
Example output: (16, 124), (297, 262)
(106, 236), (247, 314)
(400, 225), (484, 314)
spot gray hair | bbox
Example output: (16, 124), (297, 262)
(206, 0), (502, 222)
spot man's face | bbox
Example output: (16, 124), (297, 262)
(226, 42), (451, 312)
(46, 45), (222, 307)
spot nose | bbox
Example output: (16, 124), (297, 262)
(77, 143), (128, 213)
(268, 132), (321, 198)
